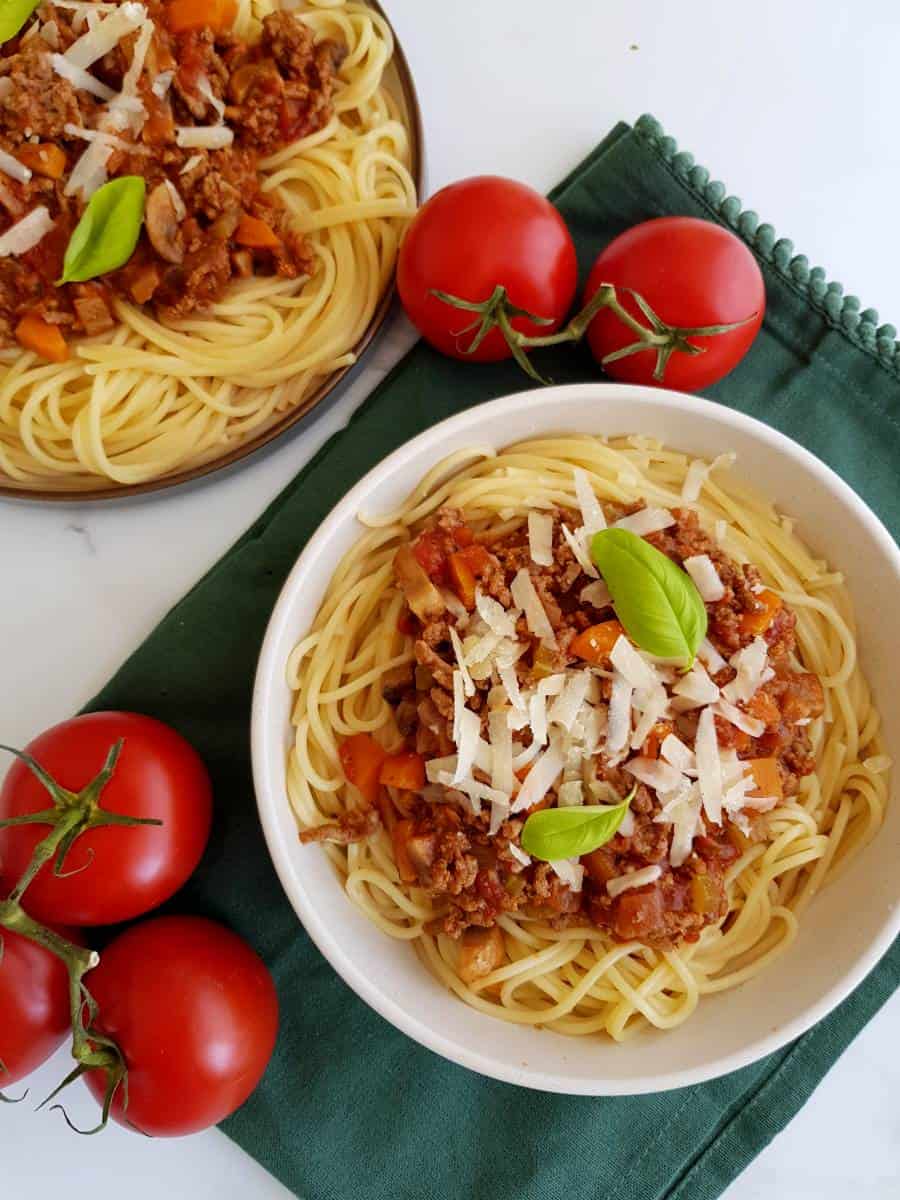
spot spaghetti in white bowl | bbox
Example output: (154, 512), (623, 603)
(252, 383), (900, 1094)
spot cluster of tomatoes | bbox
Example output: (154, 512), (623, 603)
(0, 711), (278, 1138)
(397, 176), (766, 391)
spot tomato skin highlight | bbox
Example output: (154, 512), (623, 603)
(0, 712), (213, 926)
(0, 921), (78, 1086)
(83, 916), (279, 1137)
(398, 175), (577, 361)
(584, 217), (765, 391)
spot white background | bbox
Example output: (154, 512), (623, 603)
(3, 0), (899, 1196)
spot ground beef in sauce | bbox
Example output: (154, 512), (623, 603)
(349, 502), (825, 951)
(0, 2), (343, 345)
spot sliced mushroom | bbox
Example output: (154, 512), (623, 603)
(145, 181), (184, 265)
(458, 926), (505, 984)
(393, 545), (445, 622)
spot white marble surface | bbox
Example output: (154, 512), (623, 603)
(3, 0), (899, 1195)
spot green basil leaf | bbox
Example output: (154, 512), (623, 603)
(0, 0), (39, 44)
(590, 527), (707, 665)
(520, 789), (635, 862)
(58, 176), (146, 286)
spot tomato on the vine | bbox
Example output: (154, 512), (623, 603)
(583, 216), (765, 391)
(84, 916), (279, 1136)
(0, 921), (79, 1087)
(0, 712), (212, 926)
(398, 175), (577, 363)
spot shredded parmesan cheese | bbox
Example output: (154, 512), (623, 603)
(550, 859), (584, 892)
(52, 53), (116, 99)
(0, 151), (31, 184)
(684, 554), (725, 602)
(695, 706), (723, 824)
(510, 739), (564, 813)
(580, 579), (611, 609)
(65, 2), (147, 68)
(449, 627), (474, 698)
(561, 523), (599, 578)
(527, 512), (554, 566)
(573, 467), (607, 532)
(607, 864), (662, 899)
(614, 508), (676, 536)
(0, 207), (53, 257)
(510, 569), (556, 645)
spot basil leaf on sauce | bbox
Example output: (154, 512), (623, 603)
(590, 527), (707, 666)
(521, 789), (635, 862)
(58, 176), (146, 286)
(0, 0), (40, 45)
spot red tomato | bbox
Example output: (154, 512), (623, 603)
(84, 916), (279, 1136)
(584, 217), (765, 391)
(0, 712), (212, 926)
(0, 923), (77, 1086)
(398, 175), (577, 361)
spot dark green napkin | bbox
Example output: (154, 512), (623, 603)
(87, 115), (899, 1200)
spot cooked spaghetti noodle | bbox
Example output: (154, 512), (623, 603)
(0, 0), (416, 491)
(286, 436), (889, 1040)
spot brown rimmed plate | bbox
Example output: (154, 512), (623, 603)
(0, 0), (423, 504)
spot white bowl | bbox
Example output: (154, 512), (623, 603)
(251, 383), (900, 1095)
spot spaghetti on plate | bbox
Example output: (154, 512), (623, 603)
(288, 436), (889, 1040)
(0, 0), (415, 490)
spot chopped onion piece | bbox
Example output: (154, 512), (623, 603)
(527, 511), (554, 566)
(510, 739), (564, 813)
(684, 554), (725, 602)
(624, 756), (685, 793)
(510, 569), (556, 645)
(613, 508), (675, 536)
(573, 467), (607, 533)
(561, 523), (599, 578)
(0, 207), (53, 257)
(0, 150), (30, 184)
(52, 53), (116, 99)
(716, 697), (765, 737)
(605, 671), (632, 754)
(695, 706), (723, 824)
(550, 859), (584, 892)
(610, 636), (659, 693)
(607, 864), (662, 899)
(175, 125), (234, 150)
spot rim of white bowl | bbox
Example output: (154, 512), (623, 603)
(251, 382), (900, 1095)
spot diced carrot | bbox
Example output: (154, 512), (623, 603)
(15, 144), (66, 180)
(690, 873), (721, 916)
(234, 213), (281, 250)
(744, 757), (783, 801)
(569, 619), (625, 665)
(129, 264), (161, 306)
(642, 720), (674, 760)
(338, 733), (386, 804)
(165, 0), (237, 34)
(448, 544), (492, 610)
(747, 690), (780, 726)
(15, 314), (68, 363)
(391, 818), (417, 884)
(379, 751), (425, 791)
(739, 589), (782, 637)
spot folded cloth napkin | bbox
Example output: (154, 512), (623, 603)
(87, 115), (899, 1200)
